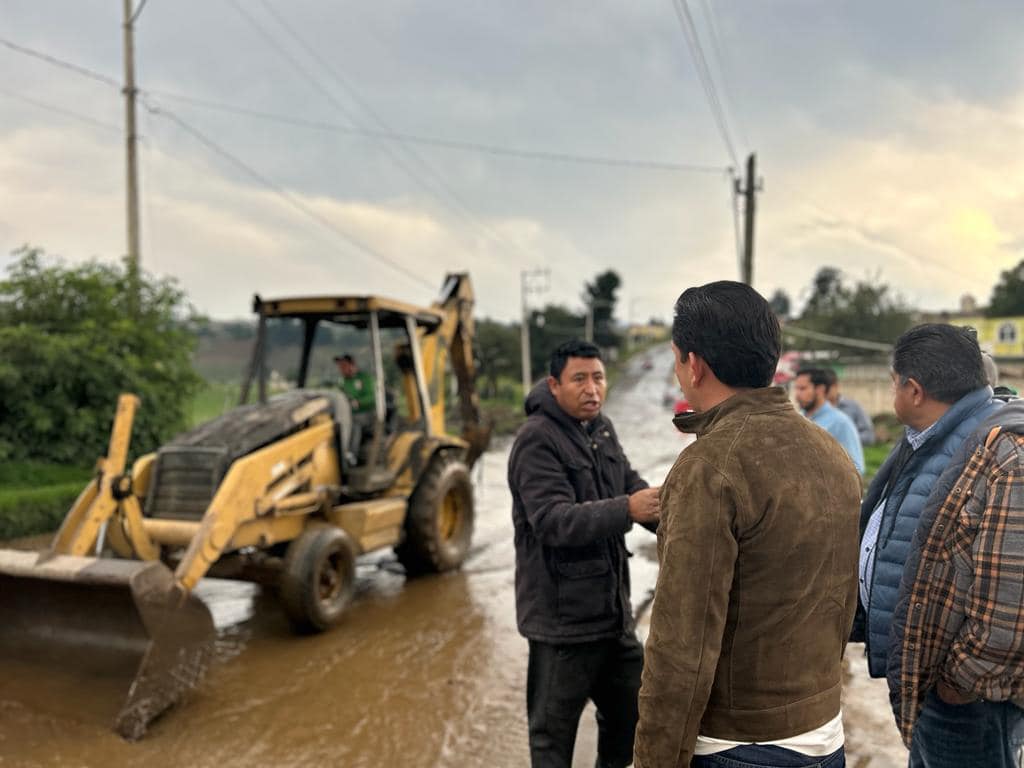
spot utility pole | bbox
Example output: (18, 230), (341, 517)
(123, 0), (142, 311)
(734, 153), (760, 286)
(520, 269), (549, 395)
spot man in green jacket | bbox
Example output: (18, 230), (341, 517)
(634, 281), (862, 768)
(334, 354), (376, 460)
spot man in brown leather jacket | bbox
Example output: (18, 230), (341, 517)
(634, 282), (862, 768)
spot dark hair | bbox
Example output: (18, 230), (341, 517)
(549, 339), (602, 380)
(334, 354), (355, 364)
(892, 324), (986, 403)
(796, 367), (831, 389)
(671, 281), (781, 388)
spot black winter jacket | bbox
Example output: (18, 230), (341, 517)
(508, 383), (648, 643)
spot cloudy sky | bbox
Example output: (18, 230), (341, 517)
(1, 1), (1022, 323)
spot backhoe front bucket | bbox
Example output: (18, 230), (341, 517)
(0, 549), (215, 739)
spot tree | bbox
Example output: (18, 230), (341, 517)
(0, 246), (203, 464)
(987, 259), (1024, 317)
(530, 304), (586, 378)
(768, 289), (791, 319)
(794, 267), (913, 348)
(583, 270), (622, 348)
(474, 318), (519, 399)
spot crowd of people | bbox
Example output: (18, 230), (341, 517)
(504, 281), (1024, 768)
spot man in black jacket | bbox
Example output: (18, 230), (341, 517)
(508, 339), (660, 768)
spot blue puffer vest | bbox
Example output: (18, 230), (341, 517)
(861, 386), (1001, 677)
(886, 398), (1019, 716)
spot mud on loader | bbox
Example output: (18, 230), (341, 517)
(0, 273), (490, 739)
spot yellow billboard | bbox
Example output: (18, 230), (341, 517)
(957, 316), (1024, 358)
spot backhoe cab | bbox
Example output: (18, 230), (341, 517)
(0, 273), (490, 739)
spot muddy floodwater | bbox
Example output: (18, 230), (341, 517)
(0, 356), (905, 767)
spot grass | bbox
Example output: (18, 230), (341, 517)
(864, 442), (894, 484)
(190, 380), (240, 427)
(0, 461), (93, 540)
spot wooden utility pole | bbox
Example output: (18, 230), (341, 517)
(736, 152), (758, 286)
(123, 0), (141, 308)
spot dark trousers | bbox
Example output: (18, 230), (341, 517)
(692, 745), (845, 767)
(527, 633), (643, 768)
(909, 689), (1024, 768)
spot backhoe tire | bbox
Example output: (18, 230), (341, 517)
(396, 452), (474, 577)
(280, 525), (357, 633)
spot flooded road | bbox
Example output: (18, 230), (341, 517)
(0, 355), (904, 767)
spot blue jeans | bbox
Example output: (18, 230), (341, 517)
(691, 744), (844, 768)
(909, 689), (1024, 768)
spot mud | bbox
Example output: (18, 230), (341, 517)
(0, 354), (904, 767)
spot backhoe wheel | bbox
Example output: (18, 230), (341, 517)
(280, 525), (357, 633)
(396, 452), (474, 577)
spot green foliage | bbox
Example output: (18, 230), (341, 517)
(986, 259), (1024, 317)
(768, 289), (791, 319)
(583, 270), (622, 348)
(0, 461), (92, 540)
(796, 267), (914, 347)
(0, 246), (202, 464)
(530, 303), (587, 377)
(0, 483), (84, 540)
(864, 442), (894, 484)
(475, 319), (521, 398)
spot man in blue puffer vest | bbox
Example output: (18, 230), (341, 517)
(850, 326), (1002, 727)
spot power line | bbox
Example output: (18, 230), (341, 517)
(129, 0), (152, 24)
(1, 35), (728, 176)
(695, 0), (750, 152)
(139, 96), (435, 291)
(782, 324), (893, 352)
(0, 37), (120, 88)
(242, 0), (545, 272)
(0, 88), (122, 133)
(670, 0), (739, 167)
(144, 88), (725, 174)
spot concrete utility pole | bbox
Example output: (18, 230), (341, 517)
(123, 0), (142, 307)
(520, 269), (549, 395)
(735, 153), (760, 286)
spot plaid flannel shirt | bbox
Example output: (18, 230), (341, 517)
(895, 427), (1024, 746)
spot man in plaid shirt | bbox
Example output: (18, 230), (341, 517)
(889, 399), (1024, 767)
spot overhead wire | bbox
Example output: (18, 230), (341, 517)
(138, 96), (435, 291)
(670, 0), (739, 167)
(243, 0), (548, 277)
(143, 88), (725, 174)
(0, 87), (122, 133)
(694, 0), (750, 152)
(1, 35), (728, 174)
(0, 37), (121, 88)
(781, 325), (893, 352)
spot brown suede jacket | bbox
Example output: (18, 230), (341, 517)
(635, 387), (862, 767)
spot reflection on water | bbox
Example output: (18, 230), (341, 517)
(0, 355), (682, 767)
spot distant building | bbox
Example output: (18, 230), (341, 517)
(627, 322), (670, 347)
(957, 316), (1024, 360)
(917, 304), (1024, 361)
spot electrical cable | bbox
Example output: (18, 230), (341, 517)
(144, 88), (724, 174)
(670, 0), (739, 166)
(139, 96), (435, 291)
(0, 87), (121, 133)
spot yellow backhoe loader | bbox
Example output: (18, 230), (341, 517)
(0, 273), (490, 739)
